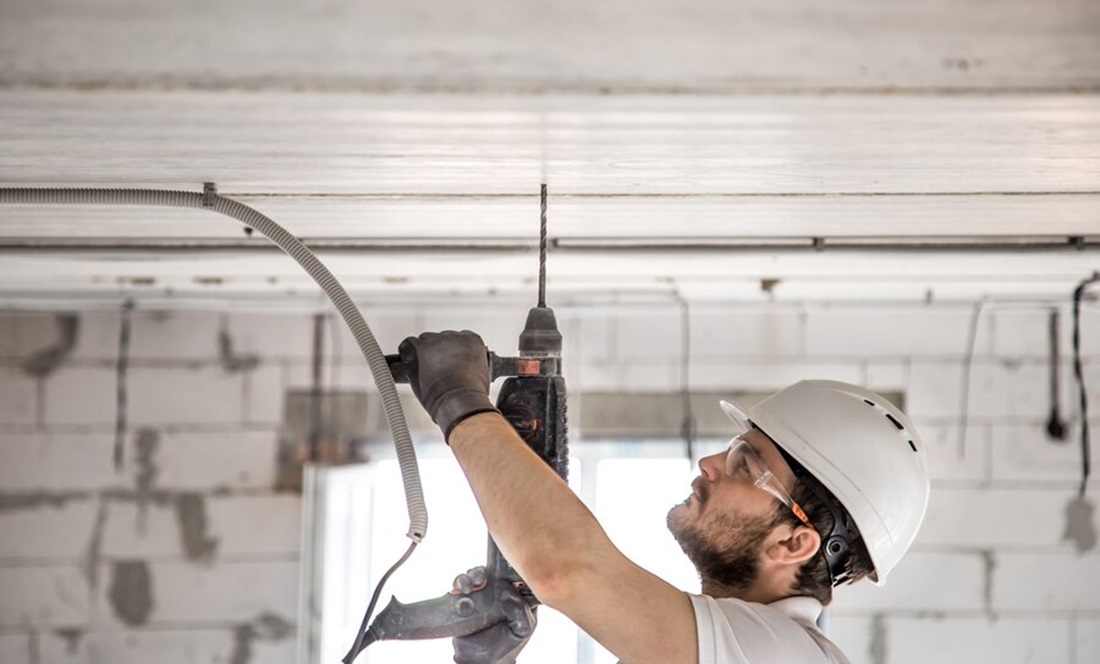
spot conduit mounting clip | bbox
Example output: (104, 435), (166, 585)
(202, 182), (217, 208)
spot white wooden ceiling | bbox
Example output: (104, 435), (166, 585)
(1, 0), (1098, 307)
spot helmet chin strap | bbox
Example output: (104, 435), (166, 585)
(775, 446), (860, 587)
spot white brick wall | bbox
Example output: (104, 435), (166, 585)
(994, 554), (1100, 611)
(244, 364), (285, 425)
(689, 305), (804, 359)
(990, 307), (1075, 359)
(804, 304), (975, 358)
(0, 567), (90, 627)
(913, 422), (990, 482)
(0, 632), (31, 664)
(0, 368), (38, 427)
(821, 615), (873, 664)
(884, 617), (1072, 664)
(991, 422), (1100, 484)
(39, 629), (236, 664)
(1078, 617), (1100, 664)
(127, 367), (245, 426)
(206, 494), (301, 556)
(830, 552), (986, 612)
(68, 310), (122, 361)
(330, 311), (423, 362)
(688, 359), (863, 391)
(127, 311), (223, 361)
(1, 302), (1098, 664)
(151, 430), (280, 490)
(41, 367), (118, 427)
(918, 488), (1080, 549)
(100, 501), (182, 559)
(0, 499), (100, 559)
(37, 627), (296, 664)
(0, 311), (60, 360)
(90, 560), (300, 625)
(0, 433), (122, 491)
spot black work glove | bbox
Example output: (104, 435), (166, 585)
(398, 330), (499, 440)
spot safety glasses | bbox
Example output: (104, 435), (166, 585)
(724, 436), (813, 528)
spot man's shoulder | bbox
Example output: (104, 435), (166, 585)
(688, 594), (849, 664)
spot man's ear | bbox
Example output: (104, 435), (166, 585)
(765, 524), (821, 566)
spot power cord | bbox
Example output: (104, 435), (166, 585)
(957, 298), (988, 457)
(113, 298), (135, 469)
(342, 540), (418, 664)
(1071, 272), (1099, 497)
(675, 291), (696, 462)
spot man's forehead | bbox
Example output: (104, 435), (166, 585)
(739, 427), (774, 452)
(741, 428), (796, 480)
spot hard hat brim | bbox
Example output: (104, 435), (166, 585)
(719, 400), (752, 433)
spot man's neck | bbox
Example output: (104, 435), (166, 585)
(701, 574), (792, 605)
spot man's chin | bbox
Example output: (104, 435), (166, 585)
(666, 502), (693, 536)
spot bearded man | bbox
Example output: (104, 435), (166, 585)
(399, 331), (930, 664)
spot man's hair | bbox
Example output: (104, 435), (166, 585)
(773, 468), (875, 605)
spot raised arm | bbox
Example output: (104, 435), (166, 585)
(400, 331), (698, 664)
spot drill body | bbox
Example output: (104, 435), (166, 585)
(360, 306), (567, 663)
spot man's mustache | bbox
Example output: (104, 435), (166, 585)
(692, 477), (709, 504)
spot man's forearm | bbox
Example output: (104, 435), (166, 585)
(447, 411), (608, 602)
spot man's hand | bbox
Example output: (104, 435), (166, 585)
(398, 330), (499, 439)
(449, 566), (538, 664)
(452, 604), (537, 664)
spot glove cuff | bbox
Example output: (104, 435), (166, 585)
(435, 391), (499, 441)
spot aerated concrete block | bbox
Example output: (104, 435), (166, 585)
(206, 494), (300, 556)
(991, 422), (1100, 485)
(1077, 617), (1100, 664)
(994, 553), (1100, 611)
(918, 487), (1080, 549)
(127, 367), (244, 426)
(0, 368), (37, 426)
(0, 432), (121, 491)
(92, 560), (299, 625)
(0, 497), (101, 559)
(0, 566), (90, 627)
(0, 632), (31, 664)
(805, 305), (976, 359)
(128, 311), (222, 361)
(152, 429), (279, 491)
(830, 552), (985, 612)
(689, 305), (804, 360)
(42, 367), (116, 427)
(885, 617), (1070, 664)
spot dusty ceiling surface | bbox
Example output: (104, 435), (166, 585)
(0, 0), (1098, 307)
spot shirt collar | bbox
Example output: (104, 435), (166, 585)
(768, 595), (824, 628)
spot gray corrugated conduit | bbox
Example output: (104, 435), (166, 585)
(0, 186), (428, 543)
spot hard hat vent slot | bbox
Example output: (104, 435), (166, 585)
(907, 440), (917, 452)
(884, 413), (904, 431)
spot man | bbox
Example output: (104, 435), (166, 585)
(399, 330), (930, 664)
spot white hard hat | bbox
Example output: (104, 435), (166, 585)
(720, 380), (930, 586)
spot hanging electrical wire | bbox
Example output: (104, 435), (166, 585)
(674, 290), (696, 462)
(1046, 308), (1068, 441)
(957, 297), (989, 457)
(113, 298), (135, 469)
(1071, 272), (1100, 497)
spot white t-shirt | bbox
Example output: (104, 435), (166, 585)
(689, 594), (850, 664)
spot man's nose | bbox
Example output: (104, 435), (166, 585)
(697, 450), (726, 481)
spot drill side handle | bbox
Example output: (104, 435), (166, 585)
(355, 570), (536, 654)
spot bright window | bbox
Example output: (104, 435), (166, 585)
(307, 438), (725, 664)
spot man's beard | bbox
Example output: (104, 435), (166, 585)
(667, 486), (779, 595)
